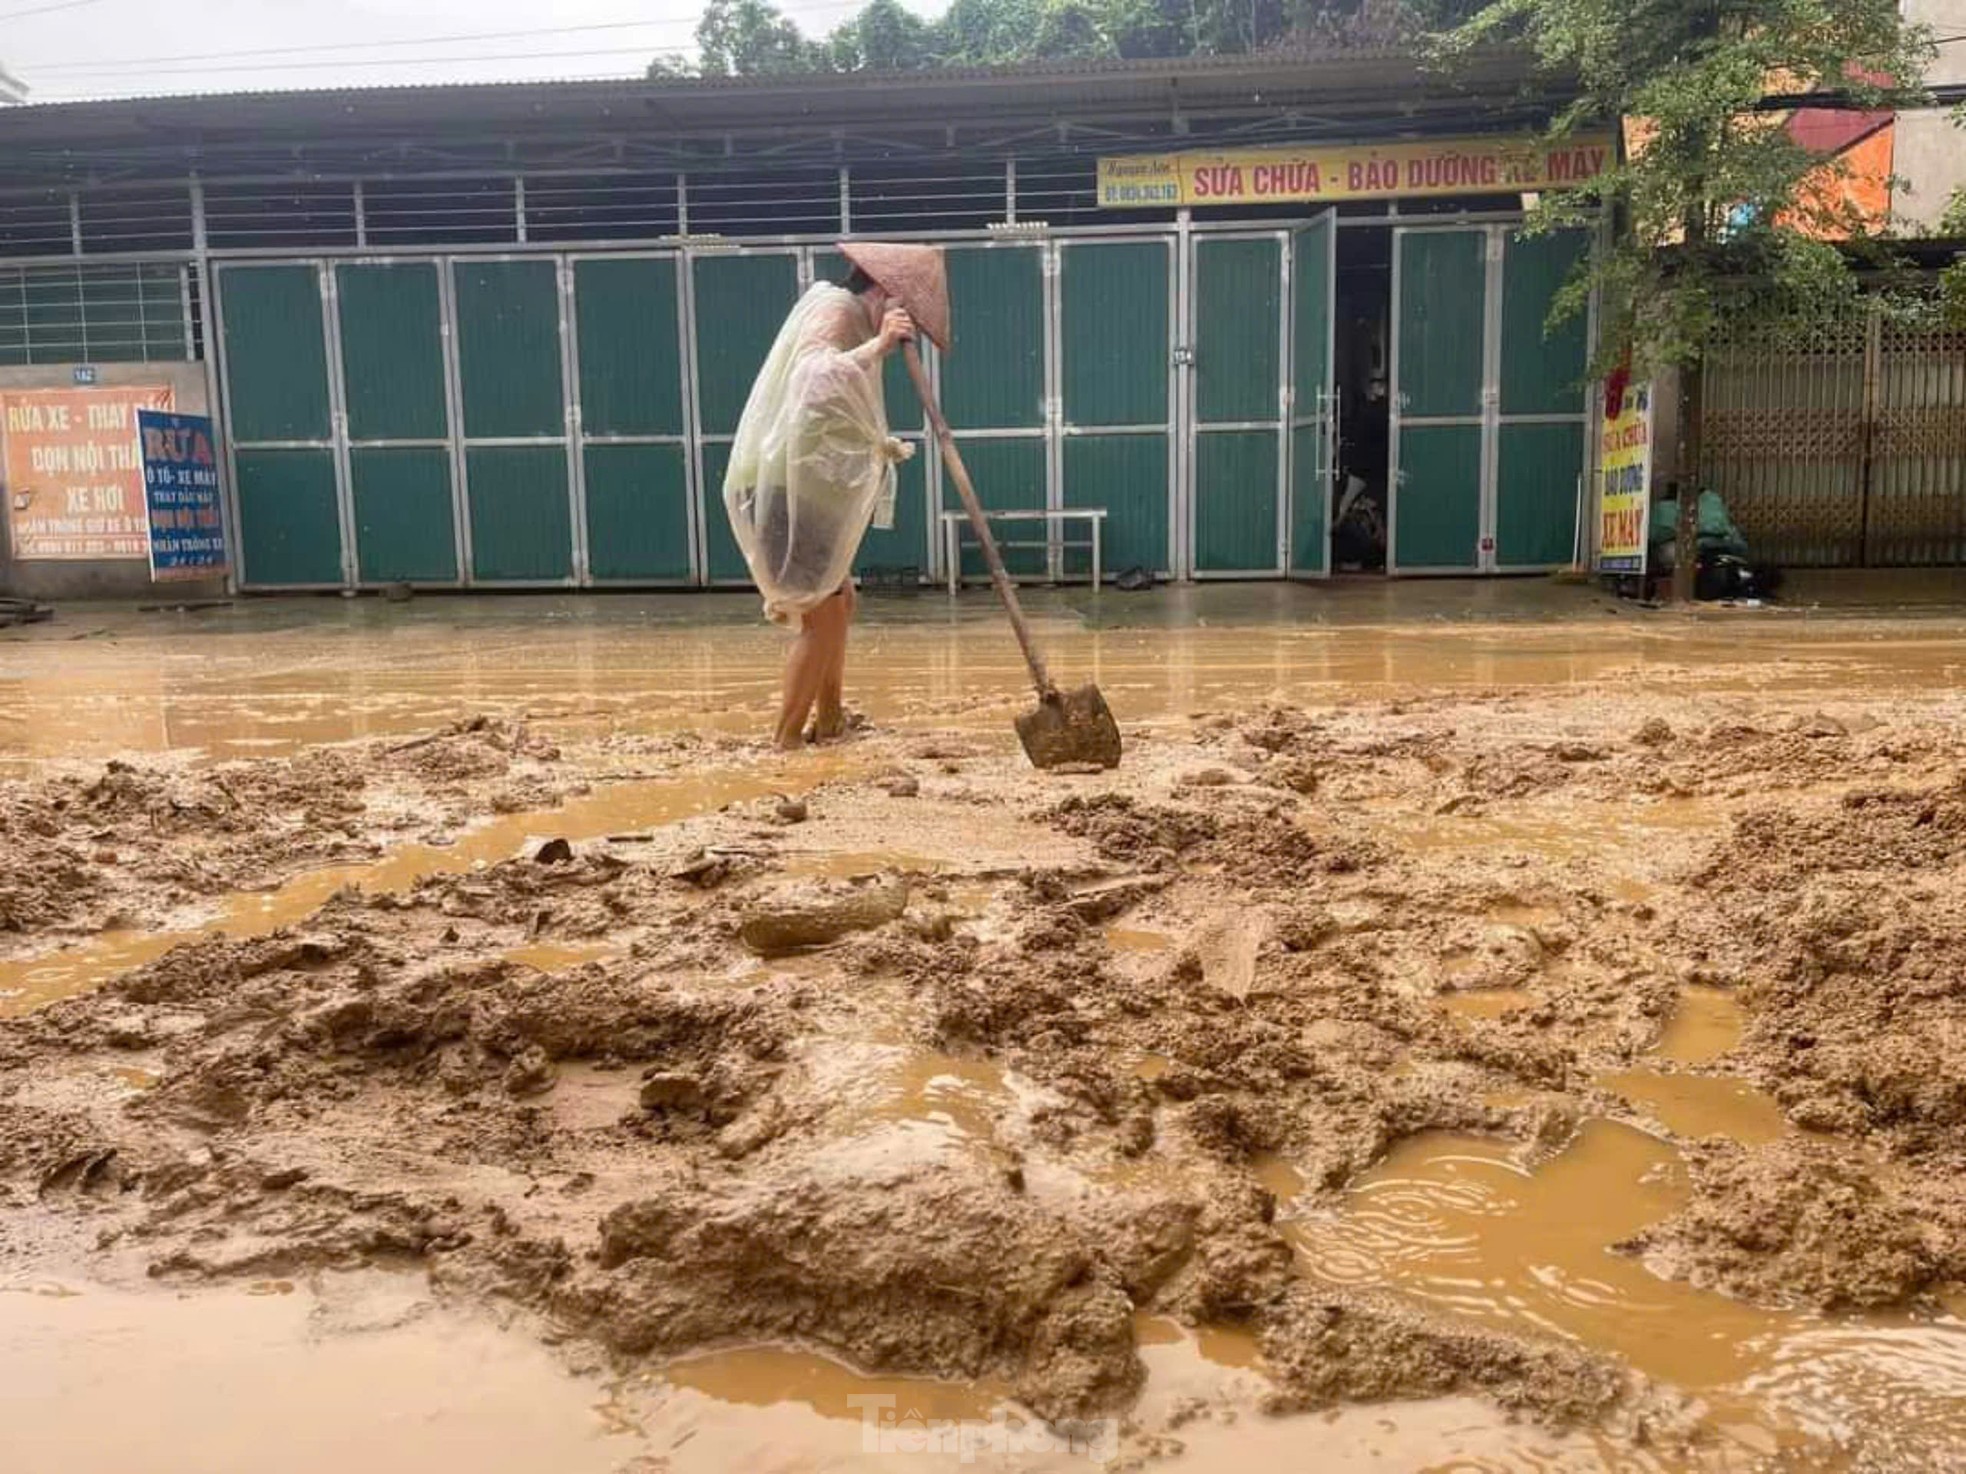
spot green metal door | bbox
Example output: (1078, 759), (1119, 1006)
(1392, 229), (1488, 572)
(1495, 230), (1590, 568)
(336, 261), (458, 585)
(217, 262), (345, 587)
(813, 248), (929, 581)
(942, 244), (1049, 581)
(1288, 215), (1336, 576)
(452, 258), (574, 583)
(1191, 236), (1285, 575)
(1061, 238), (1172, 580)
(691, 250), (801, 584)
(573, 255), (692, 582)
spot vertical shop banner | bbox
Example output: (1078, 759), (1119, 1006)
(1596, 382), (1653, 575)
(138, 409), (228, 582)
(2, 385), (175, 560)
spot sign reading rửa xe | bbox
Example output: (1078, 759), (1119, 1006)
(1097, 133), (1614, 208)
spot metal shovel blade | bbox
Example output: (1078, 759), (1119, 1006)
(1015, 684), (1123, 771)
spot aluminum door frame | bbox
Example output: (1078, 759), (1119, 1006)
(1388, 223), (1496, 577)
(566, 248), (696, 587)
(211, 258), (350, 592)
(1056, 233), (1180, 581)
(331, 256), (467, 588)
(685, 242), (805, 587)
(1286, 212), (1338, 580)
(1182, 228), (1293, 579)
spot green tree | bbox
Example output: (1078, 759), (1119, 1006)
(693, 0), (828, 76)
(1440, 0), (1932, 599)
(832, 0), (936, 70)
(934, 0), (1045, 65)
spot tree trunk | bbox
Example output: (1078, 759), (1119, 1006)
(1673, 354), (1704, 604)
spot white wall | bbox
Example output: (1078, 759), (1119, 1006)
(1895, 0), (1966, 229)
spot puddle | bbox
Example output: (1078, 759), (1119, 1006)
(1289, 1121), (1966, 1458)
(660, 1343), (1009, 1423)
(782, 849), (945, 879)
(1657, 986), (1746, 1064)
(1442, 987), (1536, 1020)
(501, 940), (619, 972)
(1597, 1068), (1789, 1145)
(0, 1275), (654, 1474)
(0, 766), (820, 1017)
(1375, 798), (1711, 867)
(1105, 924), (1176, 954)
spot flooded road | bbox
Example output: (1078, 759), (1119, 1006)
(6, 592), (1966, 1471)
(6, 591), (1966, 765)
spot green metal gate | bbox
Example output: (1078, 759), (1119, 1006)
(452, 258), (576, 584)
(1287, 216), (1336, 577)
(1060, 238), (1174, 578)
(690, 249), (802, 585)
(571, 254), (693, 583)
(218, 225), (1496, 593)
(336, 260), (459, 585)
(1391, 225), (1588, 574)
(1189, 234), (1288, 576)
(215, 262), (346, 588)
(942, 243), (1050, 580)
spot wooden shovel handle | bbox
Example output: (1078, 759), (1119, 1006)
(902, 341), (1056, 701)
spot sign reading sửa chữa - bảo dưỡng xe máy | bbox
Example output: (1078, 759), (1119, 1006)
(1096, 133), (1615, 209)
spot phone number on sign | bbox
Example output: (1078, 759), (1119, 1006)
(1102, 183), (1181, 205)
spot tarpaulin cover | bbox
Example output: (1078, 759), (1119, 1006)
(723, 283), (911, 625)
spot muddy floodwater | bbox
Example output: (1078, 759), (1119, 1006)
(6, 589), (1966, 1472)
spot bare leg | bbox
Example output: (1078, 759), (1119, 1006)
(774, 597), (844, 750)
(812, 583), (856, 740)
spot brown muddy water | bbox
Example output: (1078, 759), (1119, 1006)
(6, 600), (1966, 765)
(7, 604), (1966, 1470)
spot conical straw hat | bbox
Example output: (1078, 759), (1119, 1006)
(837, 241), (952, 351)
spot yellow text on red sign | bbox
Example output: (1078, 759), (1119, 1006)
(1097, 133), (1615, 209)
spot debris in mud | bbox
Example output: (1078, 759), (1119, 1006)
(0, 717), (569, 944)
(737, 877), (911, 955)
(7, 679), (1966, 1469)
(1618, 1137), (1966, 1312)
(1256, 1285), (1629, 1424)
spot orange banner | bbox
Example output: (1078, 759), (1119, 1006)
(1098, 133), (1615, 209)
(3, 385), (174, 560)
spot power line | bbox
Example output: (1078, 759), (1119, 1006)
(26, 0), (886, 76)
(36, 45), (707, 77)
(26, 18), (707, 73)
(0, 0), (108, 19)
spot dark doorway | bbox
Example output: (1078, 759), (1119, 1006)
(1331, 226), (1393, 573)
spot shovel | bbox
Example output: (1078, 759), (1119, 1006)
(902, 341), (1122, 771)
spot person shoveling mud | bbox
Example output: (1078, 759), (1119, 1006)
(723, 245), (935, 750)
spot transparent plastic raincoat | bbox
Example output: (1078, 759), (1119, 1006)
(722, 283), (912, 627)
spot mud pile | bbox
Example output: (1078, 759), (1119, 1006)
(0, 716), (569, 943)
(3, 688), (1965, 1465)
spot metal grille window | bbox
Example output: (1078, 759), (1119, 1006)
(524, 174), (681, 243)
(204, 182), (359, 251)
(686, 170), (839, 238)
(77, 187), (195, 255)
(363, 177), (518, 247)
(1014, 156), (1128, 228)
(848, 160), (1009, 233)
(0, 262), (191, 364)
(0, 190), (74, 258)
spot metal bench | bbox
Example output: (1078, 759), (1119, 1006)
(939, 508), (1106, 594)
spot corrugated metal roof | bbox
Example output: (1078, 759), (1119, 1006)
(10, 47), (1437, 111)
(0, 47), (1567, 192)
